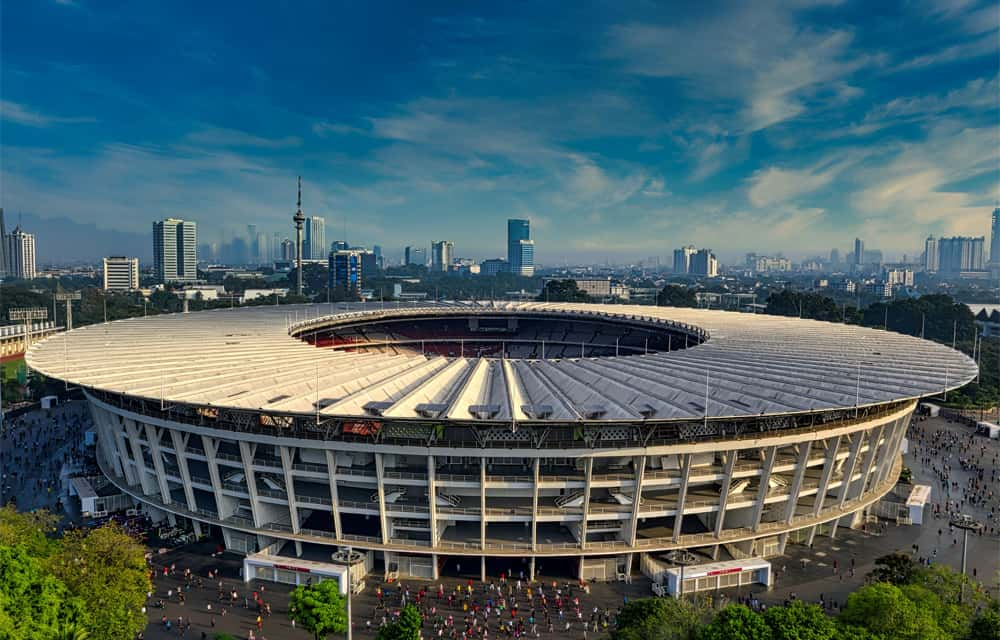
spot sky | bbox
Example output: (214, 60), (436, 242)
(1, 0), (998, 265)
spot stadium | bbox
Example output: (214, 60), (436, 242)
(27, 302), (977, 584)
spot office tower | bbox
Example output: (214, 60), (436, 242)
(513, 239), (535, 276)
(103, 257), (140, 291)
(0, 208), (7, 277)
(280, 238), (295, 261)
(6, 226), (36, 280)
(431, 240), (454, 272)
(938, 236), (986, 274)
(829, 248), (840, 267)
(153, 218), (198, 283)
(690, 249), (718, 277)
(990, 208), (1000, 264)
(373, 245), (383, 269)
(255, 231), (270, 263)
(329, 249), (363, 292)
(924, 236), (939, 272)
(480, 258), (507, 276)
(405, 246), (426, 266)
(305, 216), (325, 260)
(854, 238), (864, 266)
(507, 219), (532, 275)
(247, 224), (258, 264)
(330, 240), (349, 253)
(672, 246), (696, 274)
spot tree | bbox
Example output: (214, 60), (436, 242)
(699, 604), (772, 640)
(868, 553), (920, 585)
(0, 506), (59, 558)
(763, 600), (837, 640)
(288, 580), (348, 639)
(377, 603), (422, 640)
(657, 285), (698, 308)
(968, 600), (1000, 640)
(839, 583), (942, 640)
(0, 545), (87, 640)
(611, 597), (709, 640)
(765, 290), (846, 322)
(50, 524), (150, 640)
(537, 279), (591, 302)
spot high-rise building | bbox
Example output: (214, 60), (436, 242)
(103, 257), (140, 291)
(329, 249), (363, 292)
(672, 246), (696, 274)
(480, 258), (507, 276)
(6, 226), (36, 280)
(405, 246), (426, 266)
(280, 238), (295, 261)
(990, 208), (1000, 265)
(938, 236), (986, 274)
(829, 248), (840, 267)
(330, 240), (349, 253)
(0, 208), (7, 277)
(373, 245), (383, 269)
(305, 216), (326, 260)
(431, 240), (454, 272)
(507, 219), (534, 275)
(689, 249), (718, 277)
(924, 236), (939, 273)
(854, 238), (865, 266)
(247, 224), (258, 264)
(153, 218), (198, 283)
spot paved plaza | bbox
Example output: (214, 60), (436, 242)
(2, 402), (998, 640)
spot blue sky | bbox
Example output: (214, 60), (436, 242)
(1, 0), (997, 264)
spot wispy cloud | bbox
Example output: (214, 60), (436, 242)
(0, 100), (95, 127)
(185, 127), (302, 149)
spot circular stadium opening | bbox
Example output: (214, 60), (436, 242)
(294, 310), (706, 360)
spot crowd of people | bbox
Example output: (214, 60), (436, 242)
(0, 401), (92, 514)
(907, 417), (1000, 537)
(364, 575), (619, 640)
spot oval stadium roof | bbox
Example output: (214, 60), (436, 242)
(26, 302), (978, 422)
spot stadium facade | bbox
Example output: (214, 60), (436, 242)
(27, 303), (977, 581)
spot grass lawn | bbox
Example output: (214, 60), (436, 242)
(2, 357), (25, 383)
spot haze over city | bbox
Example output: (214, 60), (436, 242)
(2, 0), (998, 264)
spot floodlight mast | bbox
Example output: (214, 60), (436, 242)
(55, 292), (82, 331)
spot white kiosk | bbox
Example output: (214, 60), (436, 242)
(661, 559), (771, 597)
(905, 485), (932, 525)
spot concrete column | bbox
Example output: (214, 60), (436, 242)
(143, 424), (173, 506)
(832, 424), (885, 538)
(168, 430), (197, 506)
(202, 436), (230, 521)
(374, 453), (390, 543)
(112, 420), (139, 487)
(834, 432), (865, 507)
(238, 441), (263, 528)
(124, 419), (156, 496)
(481, 556), (486, 582)
(529, 556), (535, 581)
(479, 457), (487, 549)
(278, 446), (301, 535)
(714, 450), (738, 537)
(530, 458), (540, 552)
(427, 455), (439, 546)
(750, 447), (777, 532)
(672, 454), (692, 542)
(811, 435), (841, 517)
(874, 417), (907, 486)
(324, 450), (342, 539)
(431, 554), (440, 580)
(783, 441), (812, 524)
(579, 458), (594, 549)
(627, 456), (646, 546)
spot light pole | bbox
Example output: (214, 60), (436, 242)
(346, 545), (353, 640)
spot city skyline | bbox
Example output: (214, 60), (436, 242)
(2, 1), (998, 264)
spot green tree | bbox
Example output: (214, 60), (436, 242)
(868, 553), (920, 585)
(50, 524), (150, 640)
(657, 285), (698, 308)
(377, 603), (422, 640)
(288, 580), (348, 639)
(611, 597), (709, 640)
(839, 583), (943, 640)
(968, 600), (1000, 640)
(0, 545), (87, 640)
(763, 600), (837, 640)
(538, 280), (591, 302)
(765, 289), (847, 322)
(699, 604), (772, 640)
(0, 506), (58, 558)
